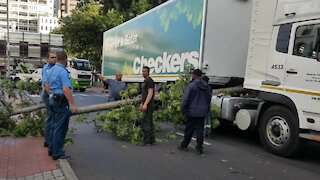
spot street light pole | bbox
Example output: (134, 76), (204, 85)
(5, 0), (10, 77)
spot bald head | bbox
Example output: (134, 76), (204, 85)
(115, 72), (123, 81)
(56, 51), (68, 66)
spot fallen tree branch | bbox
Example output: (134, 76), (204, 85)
(10, 96), (143, 116)
(71, 97), (142, 115)
(11, 103), (46, 115)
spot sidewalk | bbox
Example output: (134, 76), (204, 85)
(0, 137), (78, 180)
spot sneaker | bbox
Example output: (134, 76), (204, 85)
(177, 146), (188, 152)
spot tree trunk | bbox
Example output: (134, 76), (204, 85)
(10, 97), (142, 116)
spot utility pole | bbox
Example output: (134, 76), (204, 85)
(5, 0), (10, 77)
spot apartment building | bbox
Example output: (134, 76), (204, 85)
(38, 16), (59, 33)
(55, 0), (79, 18)
(0, 0), (55, 33)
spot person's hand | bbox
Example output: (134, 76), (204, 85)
(71, 105), (79, 114)
(140, 104), (147, 111)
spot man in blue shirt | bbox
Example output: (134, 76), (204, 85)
(48, 51), (78, 160)
(42, 52), (57, 148)
(95, 72), (126, 101)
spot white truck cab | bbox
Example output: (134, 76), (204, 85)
(221, 0), (320, 157)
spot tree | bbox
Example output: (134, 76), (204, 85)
(53, 3), (124, 70)
(102, 0), (168, 19)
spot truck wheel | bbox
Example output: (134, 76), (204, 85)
(259, 105), (303, 157)
(80, 88), (86, 92)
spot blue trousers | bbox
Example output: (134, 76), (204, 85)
(43, 93), (53, 146)
(49, 98), (70, 158)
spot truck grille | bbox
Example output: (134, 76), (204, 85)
(78, 80), (91, 86)
(78, 75), (91, 79)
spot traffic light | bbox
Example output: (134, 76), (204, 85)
(0, 40), (6, 57)
(40, 43), (49, 57)
(20, 41), (28, 57)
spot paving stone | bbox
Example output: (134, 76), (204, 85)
(25, 175), (34, 180)
(55, 177), (66, 180)
(34, 173), (43, 177)
(6, 178), (16, 180)
(34, 176), (44, 180)
(43, 176), (54, 180)
(0, 178), (6, 180)
(52, 170), (63, 178)
(17, 178), (26, 180)
(42, 172), (52, 176)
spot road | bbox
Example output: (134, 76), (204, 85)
(55, 89), (320, 180)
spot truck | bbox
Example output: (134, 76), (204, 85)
(14, 58), (94, 92)
(102, 0), (320, 157)
(67, 58), (93, 92)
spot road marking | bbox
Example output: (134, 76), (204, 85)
(176, 132), (212, 146)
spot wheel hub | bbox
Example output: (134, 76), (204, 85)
(266, 117), (290, 146)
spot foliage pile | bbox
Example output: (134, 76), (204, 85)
(0, 78), (45, 137)
(96, 75), (220, 144)
(96, 83), (143, 144)
(154, 74), (190, 125)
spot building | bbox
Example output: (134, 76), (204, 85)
(38, 16), (59, 33)
(55, 0), (79, 18)
(0, 0), (55, 33)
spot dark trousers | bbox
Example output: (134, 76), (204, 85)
(49, 98), (70, 158)
(181, 116), (205, 150)
(42, 93), (53, 146)
(142, 105), (155, 144)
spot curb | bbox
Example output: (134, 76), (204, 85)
(59, 159), (79, 180)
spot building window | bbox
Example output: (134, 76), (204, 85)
(45, 26), (48, 30)
(293, 24), (320, 60)
(45, 19), (48, 23)
(50, 20), (52, 24)
(41, 26), (43, 30)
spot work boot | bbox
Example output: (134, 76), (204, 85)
(177, 146), (188, 152)
(44, 142), (49, 148)
(52, 155), (71, 160)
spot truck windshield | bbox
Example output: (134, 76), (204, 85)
(74, 61), (92, 71)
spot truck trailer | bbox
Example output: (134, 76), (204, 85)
(103, 0), (320, 157)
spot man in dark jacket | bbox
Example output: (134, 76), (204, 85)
(178, 69), (212, 154)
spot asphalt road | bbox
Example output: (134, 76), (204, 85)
(60, 90), (320, 180)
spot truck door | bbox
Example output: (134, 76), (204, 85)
(284, 20), (320, 131)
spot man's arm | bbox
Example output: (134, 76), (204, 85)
(63, 87), (78, 113)
(44, 83), (50, 94)
(142, 88), (153, 110)
(93, 73), (107, 82)
(42, 66), (49, 94)
(181, 85), (191, 115)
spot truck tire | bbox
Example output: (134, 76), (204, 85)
(80, 88), (86, 92)
(259, 105), (303, 157)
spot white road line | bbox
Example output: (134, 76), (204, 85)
(176, 132), (212, 146)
